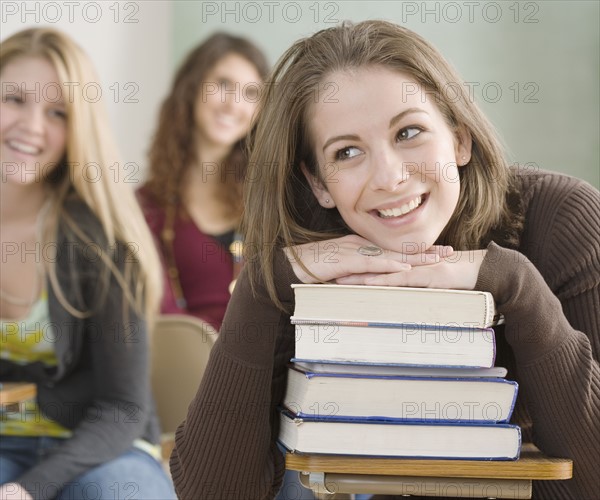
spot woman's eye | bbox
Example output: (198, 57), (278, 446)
(245, 85), (259, 100)
(48, 108), (67, 120)
(335, 146), (361, 161)
(3, 94), (23, 104)
(397, 126), (422, 141)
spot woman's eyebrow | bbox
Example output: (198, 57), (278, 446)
(322, 134), (360, 153)
(389, 107), (429, 129)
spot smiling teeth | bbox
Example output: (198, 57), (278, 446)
(9, 140), (41, 155)
(216, 114), (236, 126)
(378, 195), (423, 218)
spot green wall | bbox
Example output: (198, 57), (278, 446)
(173, 1), (599, 188)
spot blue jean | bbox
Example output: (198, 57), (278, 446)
(275, 469), (316, 500)
(0, 435), (176, 500)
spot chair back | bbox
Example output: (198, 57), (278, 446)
(151, 314), (217, 435)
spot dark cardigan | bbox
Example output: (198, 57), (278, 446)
(0, 199), (160, 499)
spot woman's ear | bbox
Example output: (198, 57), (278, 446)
(301, 162), (335, 208)
(455, 126), (473, 167)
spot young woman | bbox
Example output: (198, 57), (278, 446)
(170, 21), (599, 500)
(138, 33), (269, 330)
(0, 28), (175, 499)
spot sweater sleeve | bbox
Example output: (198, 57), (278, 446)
(475, 178), (600, 499)
(17, 238), (154, 499)
(170, 251), (298, 500)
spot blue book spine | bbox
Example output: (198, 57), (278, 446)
(292, 358), (496, 369)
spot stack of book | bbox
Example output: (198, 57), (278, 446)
(279, 284), (521, 461)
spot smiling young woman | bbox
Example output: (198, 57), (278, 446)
(138, 33), (269, 330)
(0, 28), (174, 500)
(303, 68), (470, 258)
(169, 21), (599, 500)
(0, 55), (68, 324)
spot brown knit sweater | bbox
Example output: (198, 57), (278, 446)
(170, 170), (600, 500)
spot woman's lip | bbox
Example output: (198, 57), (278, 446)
(370, 193), (428, 223)
(373, 193), (426, 212)
(214, 112), (238, 126)
(6, 139), (43, 156)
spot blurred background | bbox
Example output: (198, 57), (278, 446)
(2, 0), (598, 188)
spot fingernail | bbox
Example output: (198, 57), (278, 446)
(444, 245), (454, 255)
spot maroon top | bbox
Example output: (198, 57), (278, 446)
(137, 186), (233, 330)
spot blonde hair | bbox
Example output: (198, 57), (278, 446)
(243, 20), (522, 307)
(0, 28), (161, 321)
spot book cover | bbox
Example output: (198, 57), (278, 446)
(290, 360), (509, 378)
(284, 366), (518, 423)
(279, 410), (522, 460)
(293, 323), (496, 368)
(291, 284), (503, 328)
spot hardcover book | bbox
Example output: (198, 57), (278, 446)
(291, 360), (508, 378)
(284, 366), (518, 422)
(279, 411), (521, 460)
(291, 284), (503, 329)
(293, 323), (496, 368)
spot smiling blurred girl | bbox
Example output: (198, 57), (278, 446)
(139, 33), (268, 330)
(0, 28), (175, 500)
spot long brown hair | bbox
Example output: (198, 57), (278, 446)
(243, 20), (523, 307)
(144, 32), (269, 219)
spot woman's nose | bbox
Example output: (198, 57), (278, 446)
(369, 148), (411, 191)
(21, 104), (46, 136)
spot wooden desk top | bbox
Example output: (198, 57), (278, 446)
(286, 444), (573, 481)
(0, 382), (37, 406)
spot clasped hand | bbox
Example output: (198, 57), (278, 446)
(284, 235), (486, 290)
